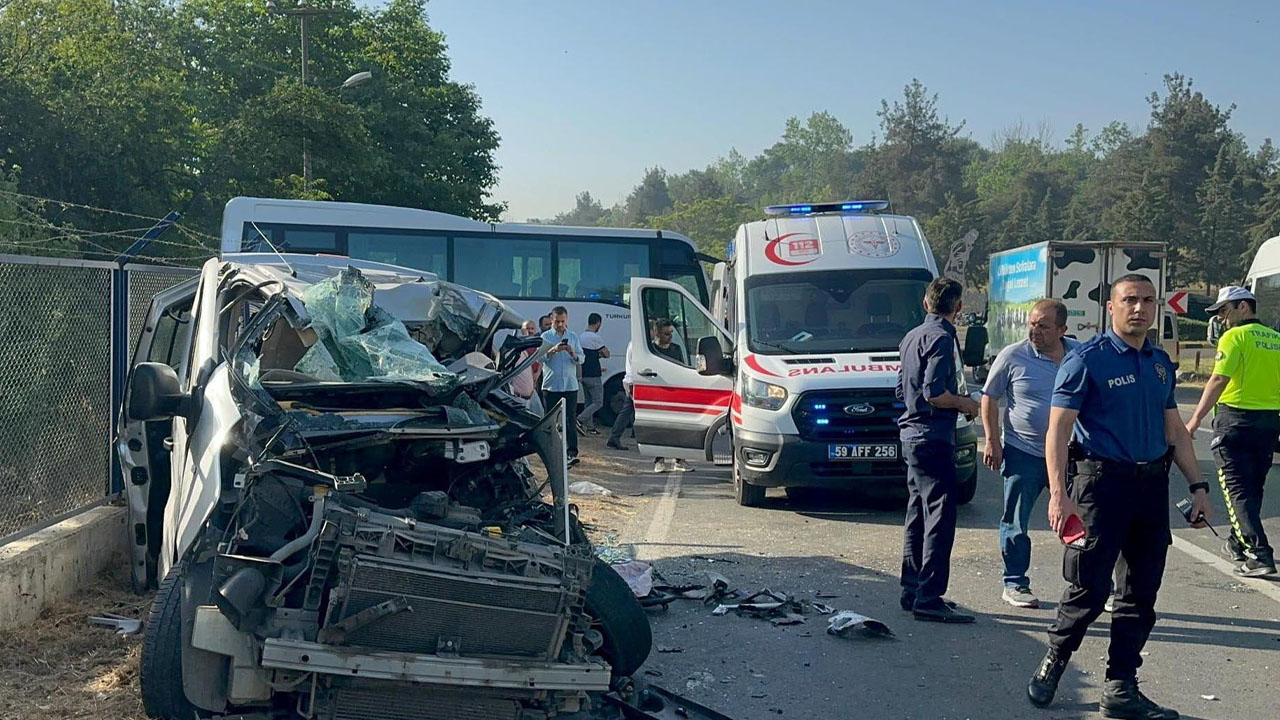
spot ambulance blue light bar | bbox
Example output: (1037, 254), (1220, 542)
(764, 200), (889, 216)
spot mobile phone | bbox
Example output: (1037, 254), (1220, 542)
(559, 339), (569, 346)
(1059, 514), (1087, 547)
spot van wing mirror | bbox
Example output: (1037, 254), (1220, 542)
(962, 325), (988, 367)
(127, 362), (187, 421)
(696, 336), (733, 376)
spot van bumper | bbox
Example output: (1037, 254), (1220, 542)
(735, 424), (978, 490)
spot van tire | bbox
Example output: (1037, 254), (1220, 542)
(596, 376), (625, 429)
(733, 454), (765, 507)
(141, 560), (199, 719)
(585, 559), (652, 678)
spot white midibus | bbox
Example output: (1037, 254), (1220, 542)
(218, 196), (711, 424)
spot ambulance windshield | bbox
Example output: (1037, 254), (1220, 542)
(745, 268), (932, 354)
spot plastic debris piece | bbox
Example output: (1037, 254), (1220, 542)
(1201, 695), (1218, 701)
(657, 646), (685, 654)
(826, 611), (894, 639)
(810, 602), (836, 615)
(770, 613), (806, 626)
(87, 613), (142, 636)
(611, 560), (654, 597)
(568, 480), (615, 496)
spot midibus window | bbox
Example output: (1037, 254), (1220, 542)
(348, 232), (447, 276)
(558, 241), (649, 305)
(281, 228), (338, 252)
(455, 235), (552, 298)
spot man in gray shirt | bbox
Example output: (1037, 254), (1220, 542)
(981, 299), (1076, 609)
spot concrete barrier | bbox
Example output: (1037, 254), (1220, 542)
(0, 505), (127, 629)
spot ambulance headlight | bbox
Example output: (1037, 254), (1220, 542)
(743, 376), (788, 411)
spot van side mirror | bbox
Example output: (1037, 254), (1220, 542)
(961, 325), (988, 367)
(696, 336), (732, 376)
(127, 362), (187, 421)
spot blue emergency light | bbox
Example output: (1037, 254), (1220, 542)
(764, 200), (889, 216)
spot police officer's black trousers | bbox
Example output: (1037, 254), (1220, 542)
(1047, 458), (1171, 680)
(900, 439), (957, 610)
(1212, 406), (1279, 564)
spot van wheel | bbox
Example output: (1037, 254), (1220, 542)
(141, 560), (199, 719)
(957, 465), (978, 505)
(733, 453), (765, 507)
(596, 376), (625, 429)
(585, 559), (652, 678)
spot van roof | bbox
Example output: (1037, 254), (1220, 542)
(734, 213), (937, 276)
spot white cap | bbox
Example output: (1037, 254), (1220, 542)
(1206, 285), (1254, 313)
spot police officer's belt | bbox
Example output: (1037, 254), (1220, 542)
(1069, 443), (1173, 478)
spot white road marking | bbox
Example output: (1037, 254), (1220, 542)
(636, 471), (683, 562)
(1170, 535), (1280, 605)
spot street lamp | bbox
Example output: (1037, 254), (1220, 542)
(267, 0), (339, 192)
(339, 71), (373, 90)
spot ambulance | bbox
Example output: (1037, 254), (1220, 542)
(628, 201), (979, 507)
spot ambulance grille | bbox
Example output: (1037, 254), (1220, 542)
(792, 389), (902, 442)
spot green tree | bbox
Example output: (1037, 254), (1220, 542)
(623, 167), (673, 226)
(1190, 145), (1249, 289)
(645, 197), (757, 259)
(859, 79), (980, 217)
(743, 112), (860, 204)
(543, 191), (608, 226)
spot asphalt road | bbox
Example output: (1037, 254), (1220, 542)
(573, 385), (1280, 720)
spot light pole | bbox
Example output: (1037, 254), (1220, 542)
(267, 0), (338, 192)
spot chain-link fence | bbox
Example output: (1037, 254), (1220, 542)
(0, 255), (197, 541)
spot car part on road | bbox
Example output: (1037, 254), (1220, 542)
(826, 610), (894, 639)
(604, 682), (737, 720)
(85, 612), (142, 636)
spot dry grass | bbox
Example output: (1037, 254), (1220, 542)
(0, 563), (150, 720)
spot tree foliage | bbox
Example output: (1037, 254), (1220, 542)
(0, 0), (501, 260)
(544, 75), (1276, 291)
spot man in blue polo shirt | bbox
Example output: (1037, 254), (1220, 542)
(1027, 275), (1211, 719)
(897, 277), (981, 624)
(981, 298), (1077, 609)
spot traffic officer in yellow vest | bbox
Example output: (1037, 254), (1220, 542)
(1185, 285), (1280, 577)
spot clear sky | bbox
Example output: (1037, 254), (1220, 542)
(420, 0), (1279, 222)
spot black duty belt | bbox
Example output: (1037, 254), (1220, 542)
(1069, 443), (1173, 478)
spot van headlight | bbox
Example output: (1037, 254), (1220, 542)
(742, 376), (788, 411)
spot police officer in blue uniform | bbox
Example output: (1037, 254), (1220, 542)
(1027, 274), (1211, 720)
(897, 277), (982, 623)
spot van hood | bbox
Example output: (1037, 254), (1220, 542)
(741, 352), (901, 391)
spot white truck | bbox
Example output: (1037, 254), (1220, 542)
(977, 240), (1176, 373)
(627, 201), (979, 507)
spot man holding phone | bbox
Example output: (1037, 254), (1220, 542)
(542, 306), (584, 466)
(1027, 275), (1210, 719)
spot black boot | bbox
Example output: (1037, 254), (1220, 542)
(1027, 648), (1069, 708)
(1099, 679), (1179, 719)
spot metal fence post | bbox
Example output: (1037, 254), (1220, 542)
(109, 265), (128, 495)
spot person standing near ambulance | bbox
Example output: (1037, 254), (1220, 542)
(1185, 285), (1280, 577)
(981, 299), (1077, 609)
(1027, 274), (1210, 719)
(897, 277), (981, 624)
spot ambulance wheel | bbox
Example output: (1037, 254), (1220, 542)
(957, 465), (978, 505)
(733, 453), (765, 507)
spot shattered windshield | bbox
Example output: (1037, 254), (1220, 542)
(295, 268), (456, 388)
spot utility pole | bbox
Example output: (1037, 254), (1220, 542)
(266, 0), (337, 193)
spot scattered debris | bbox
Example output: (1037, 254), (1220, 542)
(644, 670), (664, 677)
(568, 480), (615, 496)
(1201, 694), (1218, 701)
(690, 555), (738, 564)
(685, 671), (717, 691)
(770, 614), (806, 626)
(750, 692), (768, 699)
(815, 592), (840, 599)
(611, 560), (655, 597)
(86, 613), (142, 637)
(657, 646), (684, 654)
(826, 611), (894, 639)
(810, 602), (836, 615)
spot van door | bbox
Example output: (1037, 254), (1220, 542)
(116, 278), (198, 592)
(630, 278), (733, 461)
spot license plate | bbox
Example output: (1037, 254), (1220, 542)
(828, 444), (898, 460)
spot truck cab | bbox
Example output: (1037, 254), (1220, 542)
(629, 202), (979, 507)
